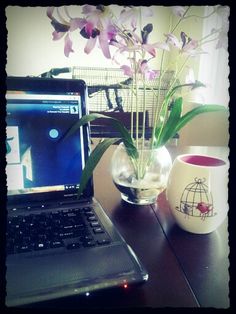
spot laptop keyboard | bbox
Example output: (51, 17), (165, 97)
(6, 206), (111, 255)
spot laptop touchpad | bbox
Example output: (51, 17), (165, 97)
(6, 244), (140, 303)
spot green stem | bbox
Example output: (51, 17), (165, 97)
(182, 7), (219, 20)
(165, 55), (191, 98)
(171, 6), (191, 33)
(151, 48), (165, 149)
(130, 78), (134, 139)
(130, 50), (135, 140)
(150, 9), (176, 149)
(152, 55), (190, 147)
(199, 28), (220, 44)
(201, 37), (221, 46)
(134, 61), (139, 149)
(138, 74), (147, 179)
(172, 6), (218, 34)
(142, 77), (147, 146)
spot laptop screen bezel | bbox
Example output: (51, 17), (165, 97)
(6, 76), (94, 206)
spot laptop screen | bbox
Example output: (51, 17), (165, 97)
(6, 77), (92, 203)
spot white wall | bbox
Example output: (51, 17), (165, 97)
(6, 6), (99, 76)
(198, 6), (229, 108)
(6, 5), (171, 77)
(179, 102), (229, 146)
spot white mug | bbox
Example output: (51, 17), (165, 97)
(166, 154), (229, 234)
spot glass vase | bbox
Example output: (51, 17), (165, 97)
(111, 142), (172, 205)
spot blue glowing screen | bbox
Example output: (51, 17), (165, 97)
(6, 95), (85, 196)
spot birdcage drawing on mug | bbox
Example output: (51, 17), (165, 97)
(175, 178), (216, 220)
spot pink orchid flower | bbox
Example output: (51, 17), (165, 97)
(47, 5), (117, 59)
(119, 6), (153, 30)
(171, 6), (186, 18)
(81, 22), (116, 58)
(139, 60), (160, 80)
(165, 33), (182, 49)
(111, 21), (168, 60)
(143, 42), (170, 57)
(47, 7), (79, 57)
(121, 60), (159, 81)
(165, 32), (201, 56)
(120, 65), (134, 77)
(64, 33), (74, 57)
(47, 7), (70, 35)
(181, 39), (198, 54)
(78, 5), (118, 59)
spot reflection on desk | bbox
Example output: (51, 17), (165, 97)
(93, 145), (229, 308)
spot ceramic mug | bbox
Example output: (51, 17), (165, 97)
(166, 154), (228, 234)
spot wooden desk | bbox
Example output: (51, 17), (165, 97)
(93, 145), (230, 308)
(28, 145), (229, 309)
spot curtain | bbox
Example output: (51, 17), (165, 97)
(198, 6), (229, 107)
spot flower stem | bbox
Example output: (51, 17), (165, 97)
(171, 6), (191, 33)
(151, 49), (165, 148)
(130, 79), (134, 139)
(142, 77), (147, 146)
(198, 29), (221, 47)
(151, 54), (190, 147)
(133, 51), (139, 149)
(183, 7), (219, 20)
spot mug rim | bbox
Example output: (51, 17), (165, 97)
(176, 153), (228, 168)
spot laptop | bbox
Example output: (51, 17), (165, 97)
(5, 76), (148, 307)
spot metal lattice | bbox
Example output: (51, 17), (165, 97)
(72, 66), (175, 127)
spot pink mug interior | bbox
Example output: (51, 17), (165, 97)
(180, 155), (226, 167)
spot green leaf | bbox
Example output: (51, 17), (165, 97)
(153, 98), (169, 144)
(154, 103), (227, 148)
(61, 112), (138, 159)
(107, 117), (138, 159)
(157, 97), (183, 147)
(61, 113), (107, 140)
(153, 126), (161, 147)
(166, 81), (206, 100)
(174, 104), (227, 135)
(59, 112), (140, 198)
(77, 138), (119, 198)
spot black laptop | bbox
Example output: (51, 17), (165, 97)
(5, 76), (148, 307)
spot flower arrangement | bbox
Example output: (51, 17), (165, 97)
(47, 5), (228, 198)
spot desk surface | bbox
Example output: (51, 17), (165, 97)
(28, 145), (229, 309)
(92, 144), (230, 308)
